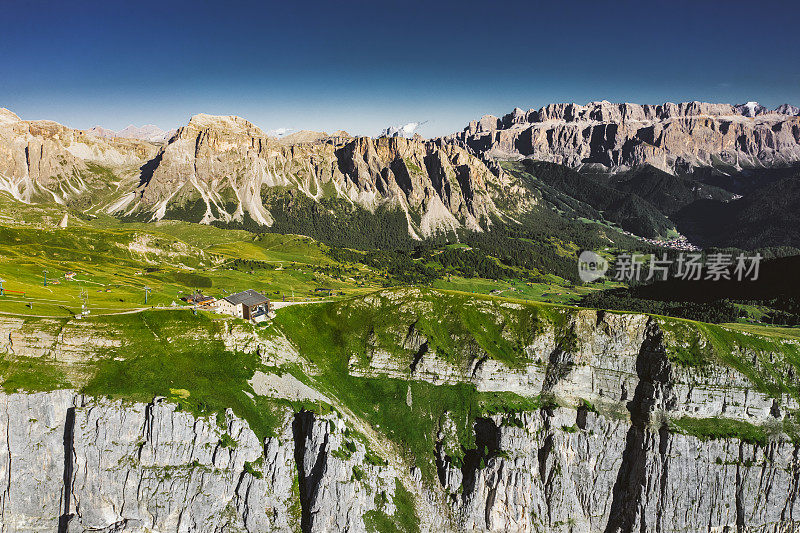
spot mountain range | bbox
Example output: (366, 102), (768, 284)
(87, 123), (177, 142)
(449, 100), (800, 173)
(122, 113), (528, 239)
(2, 101), (800, 251)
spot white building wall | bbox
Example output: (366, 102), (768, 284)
(214, 299), (244, 318)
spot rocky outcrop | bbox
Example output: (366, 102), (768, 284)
(776, 104), (800, 117)
(274, 129), (352, 145)
(440, 407), (799, 532)
(4, 101), (800, 234)
(351, 301), (797, 427)
(293, 411), (399, 532)
(0, 108), (158, 205)
(64, 397), (297, 532)
(0, 108), (531, 237)
(449, 101), (800, 174)
(428, 314), (800, 532)
(114, 113), (524, 238)
(0, 382), (797, 531)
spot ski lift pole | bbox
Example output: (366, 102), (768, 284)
(0, 278), (4, 296)
(80, 287), (88, 314)
(42, 269), (49, 287)
(144, 286), (151, 305)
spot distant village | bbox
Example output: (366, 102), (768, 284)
(620, 231), (701, 252)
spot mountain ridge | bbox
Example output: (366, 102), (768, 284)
(112, 112), (531, 239)
(449, 100), (800, 174)
(3, 103), (800, 249)
(88, 123), (177, 142)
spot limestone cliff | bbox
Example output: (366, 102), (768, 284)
(0, 290), (799, 532)
(0, 108), (529, 238)
(114, 113), (522, 238)
(449, 101), (800, 174)
(0, 108), (158, 205)
(1, 389), (796, 532)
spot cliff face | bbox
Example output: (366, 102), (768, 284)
(449, 101), (800, 173)
(115, 113), (520, 238)
(3, 102), (800, 238)
(429, 315), (799, 532)
(0, 391), (405, 533)
(0, 292), (799, 532)
(0, 395), (796, 533)
(0, 109), (528, 238)
(0, 108), (158, 205)
(450, 409), (799, 532)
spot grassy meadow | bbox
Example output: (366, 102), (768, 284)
(0, 209), (383, 316)
(0, 199), (614, 318)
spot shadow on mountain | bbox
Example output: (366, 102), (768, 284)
(138, 152), (163, 188)
(674, 178), (800, 249)
(506, 160), (675, 238)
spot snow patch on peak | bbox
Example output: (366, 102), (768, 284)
(734, 101), (768, 117)
(379, 121), (427, 139)
(267, 127), (294, 137)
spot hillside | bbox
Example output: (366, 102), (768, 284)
(0, 195), (633, 312)
(674, 177), (800, 248)
(503, 160), (676, 238)
(607, 164), (736, 215)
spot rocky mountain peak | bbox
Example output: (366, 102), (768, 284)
(0, 108), (22, 125)
(776, 103), (800, 116)
(86, 123), (176, 142)
(274, 129), (353, 145)
(733, 101), (769, 117)
(0, 108), (160, 204)
(113, 111), (519, 238)
(379, 121), (427, 139)
(87, 125), (116, 138)
(450, 100), (800, 172)
(184, 113), (263, 137)
(116, 124), (176, 142)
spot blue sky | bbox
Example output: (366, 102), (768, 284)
(2, 0), (798, 137)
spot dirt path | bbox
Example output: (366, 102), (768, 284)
(0, 297), (331, 319)
(270, 300), (330, 310)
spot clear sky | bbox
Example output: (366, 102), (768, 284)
(2, 0), (798, 138)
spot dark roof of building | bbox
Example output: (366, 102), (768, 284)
(224, 289), (269, 307)
(183, 291), (215, 303)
